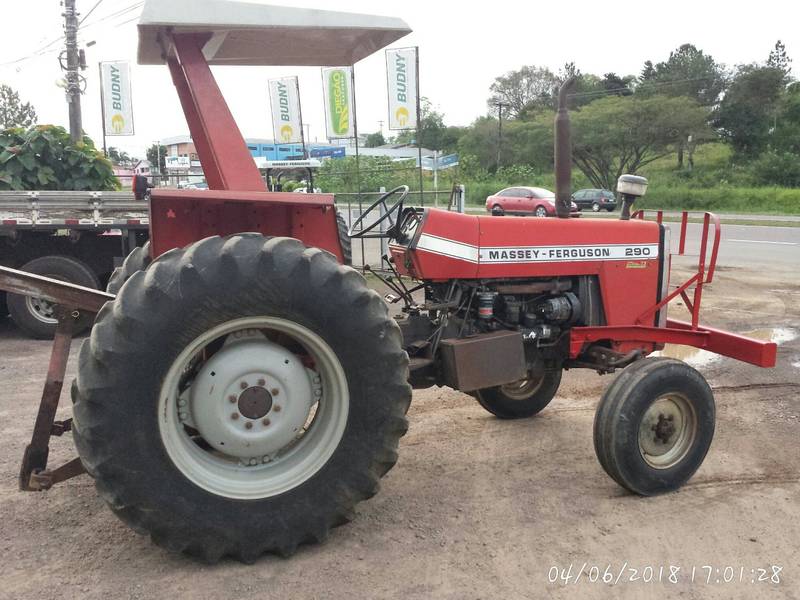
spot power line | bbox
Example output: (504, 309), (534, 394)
(79, 1), (143, 30)
(567, 76), (721, 100)
(78, 0), (106, 26)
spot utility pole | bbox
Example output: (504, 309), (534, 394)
(63, 0), (83, 143)
(494, 102), (506, 169)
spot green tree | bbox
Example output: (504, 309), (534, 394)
(0, 125), (118, 191)
(570, 95), (712, 190)
(767, 40), (792, 78)
(146, 143), (167, 173)
(487, 65), (558, 118)
(600, 72), (634, 96)
(638, 44), (727, 167)
(639, 44), (727, 106)
(394, 98), (456, 151)
(713, 64), (787, 157)
(364, 132), (385, 148)
(0, 84), (37, 129)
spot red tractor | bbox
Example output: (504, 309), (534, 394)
(0, 0), (776, 563)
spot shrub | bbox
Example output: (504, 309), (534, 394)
(749, 150), (800, 187)
(0, 125), (118, 191)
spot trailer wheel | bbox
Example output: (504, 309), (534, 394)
(72, 235), (411, 562)
(593, 357), (715, 496)
(475, 368), (562, 419)
(7, 255), (99, 339)
(335, 210), (352, 266)
(106, 242), (151, 294)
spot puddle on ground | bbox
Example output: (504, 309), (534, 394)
(654, 327), (798, 368)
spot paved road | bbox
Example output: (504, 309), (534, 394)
(666, 222), (799, 269)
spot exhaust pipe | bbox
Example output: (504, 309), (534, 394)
(554, 77), (577, 219)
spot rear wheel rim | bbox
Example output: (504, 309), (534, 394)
(638, 393), (697, 469)
(24, 272), (64, 324)
(25, 295), (57, 323)
(159, 316), (349, 500)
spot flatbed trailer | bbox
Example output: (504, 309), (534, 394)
(0, 190), (148, 337)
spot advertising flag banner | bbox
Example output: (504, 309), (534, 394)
(100, 61), (135, 136)
(321, 67), (354, 139)
(268, 77), (303, 144)
(386, 47), (418, 130)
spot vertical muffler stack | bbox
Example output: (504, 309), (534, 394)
(554, 77), (576, 219)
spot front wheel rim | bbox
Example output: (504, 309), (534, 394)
(159, 316), (349, 500)
(535, 207), (546, 217)
(638, 393), (697, 469)
(500, 374), (545, 400)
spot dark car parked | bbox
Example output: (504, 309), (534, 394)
(572, 189), (617, 212)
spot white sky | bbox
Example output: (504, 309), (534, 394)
(1, 0), (797, 157)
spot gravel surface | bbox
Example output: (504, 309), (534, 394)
(0, 263), (797, 600)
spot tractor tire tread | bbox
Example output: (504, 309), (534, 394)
(72, 234), (411, 562)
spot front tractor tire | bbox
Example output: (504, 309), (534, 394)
(593, 358), (715, 496)
(475, 368), (562, 419)
(72, 235), (411, 562)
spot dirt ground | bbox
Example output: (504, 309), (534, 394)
(0, 261), (798, 600)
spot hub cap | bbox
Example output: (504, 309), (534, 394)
(159, 317), (349, 500)
(26, 295), (57, 324)
(500, 374), (544, 400)
(638, 393), (697, 469)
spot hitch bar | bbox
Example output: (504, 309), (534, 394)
(0, 266), (114, 491)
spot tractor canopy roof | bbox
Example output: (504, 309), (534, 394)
(137, 0), (412, 66)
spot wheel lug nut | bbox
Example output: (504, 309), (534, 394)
(228, 395), (237, 403)
(240, 381), (248, 390)
(249, 458), (257, 466)
(178, 399), (186, 407)
(273, 405), (282, 412)
(245, 421), (253, 430)
(231, 413), (240, 420)
(258, 378), (266, 387)
(262, 418), (271, 426)
(179, 412), (188, 421)
(271, 388), (279, 396)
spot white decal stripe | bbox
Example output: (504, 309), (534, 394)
(414, 234), (659, 264)
(416, 234), (479, 263)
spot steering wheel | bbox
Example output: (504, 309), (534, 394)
(347, 186), (409, 239)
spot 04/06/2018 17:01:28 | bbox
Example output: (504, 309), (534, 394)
(546, 563), (783, 586)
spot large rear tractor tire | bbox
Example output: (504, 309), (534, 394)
(593, 357), (715, 496)
(7, 255), (99, 339)
(72, 234), (411, 562)
(106, 242), (151, 294)
(475, 368), (562, 419)
(335, 210), (352, 266)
